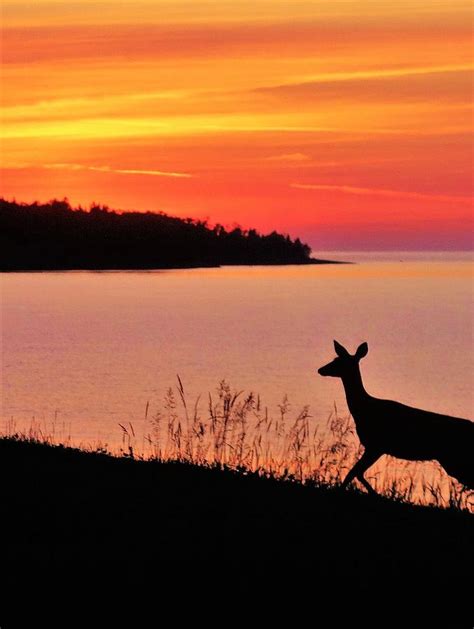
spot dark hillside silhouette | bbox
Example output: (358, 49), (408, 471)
(0, 437), (472, 620)
(0, 198), (331, 271)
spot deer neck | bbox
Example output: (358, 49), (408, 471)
(340, 366), (369, 417)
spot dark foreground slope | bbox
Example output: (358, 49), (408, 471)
(0, 438), (472, 621)
(0, 198), (337, 270)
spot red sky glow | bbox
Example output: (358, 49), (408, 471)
(1, 1), (473, 250)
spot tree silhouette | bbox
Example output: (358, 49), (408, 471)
(1, 198), (317, 271)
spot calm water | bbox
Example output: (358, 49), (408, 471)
(1, 252), (473, 448)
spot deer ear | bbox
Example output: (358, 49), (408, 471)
(333, 340), (349, 357)
(355, 342), (368, 360)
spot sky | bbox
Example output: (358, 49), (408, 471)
(1, 0), (473, 250)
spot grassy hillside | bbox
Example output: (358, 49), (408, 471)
(0, 437), (472, 621)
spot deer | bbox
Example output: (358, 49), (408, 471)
(318, 340), (474, 494)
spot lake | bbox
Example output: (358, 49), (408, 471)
(1, 252), (473, 451)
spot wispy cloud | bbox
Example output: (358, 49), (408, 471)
(294, 63), (473, 85)
(1, 90), (197, 123)
(291, 183), (472, 204)
(252, 66), (472, 109)
(265, 153), (311, 161)
(44, 163), (193, 178)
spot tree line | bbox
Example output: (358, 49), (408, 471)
(0, 198), (316, 271)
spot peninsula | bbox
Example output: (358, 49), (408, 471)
(0, 198), (339, 271)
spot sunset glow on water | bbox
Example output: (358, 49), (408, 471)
(2, 254), (472, 452)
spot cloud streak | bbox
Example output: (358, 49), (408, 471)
(294, 63), (473, 85)
(44, 163), (193, 178)
(291, 183), (472, 204)
(265, 153), (311, 161)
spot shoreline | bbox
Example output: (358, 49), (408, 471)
(0, 258), (351, 272)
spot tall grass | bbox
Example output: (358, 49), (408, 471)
(3, 378), (472, 512)
(129, 378), (473, 512)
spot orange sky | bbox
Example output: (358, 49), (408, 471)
(1, 0), (473, 249)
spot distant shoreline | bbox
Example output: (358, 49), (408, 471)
(2, 198), (351, 271)
(1, 258), (350, 272)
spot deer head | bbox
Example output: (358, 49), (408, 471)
(318, 340), (368, 378)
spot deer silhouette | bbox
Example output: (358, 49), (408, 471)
(318, 340), (474, 494)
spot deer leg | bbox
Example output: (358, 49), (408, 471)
(342, 450), (381, 494)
